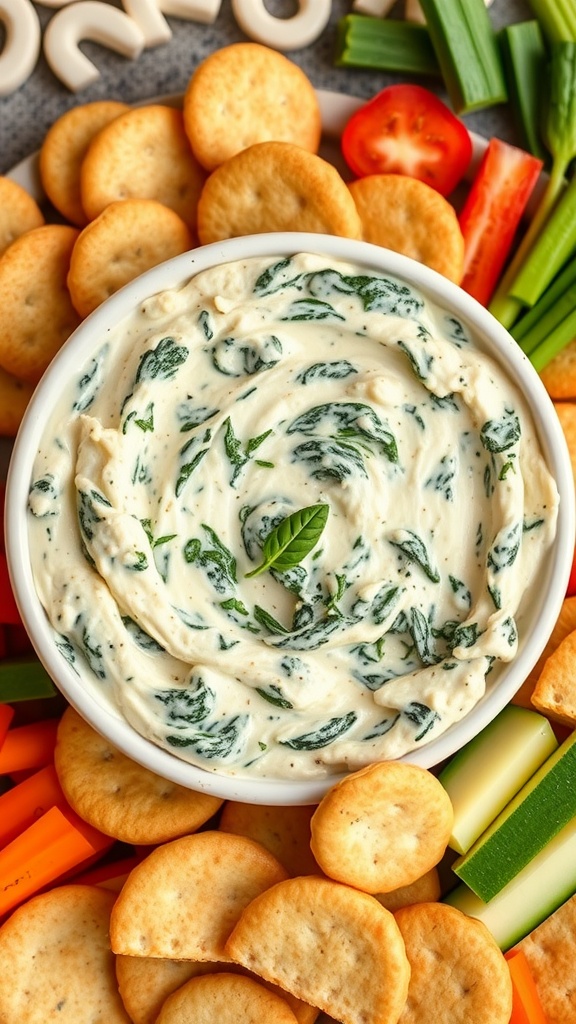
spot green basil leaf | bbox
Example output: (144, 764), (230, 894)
(245, 503), (329, 578)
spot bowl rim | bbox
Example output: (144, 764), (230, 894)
(6, 232), (576, 804)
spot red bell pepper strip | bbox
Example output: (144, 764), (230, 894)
(566, 546), (576, 597)
(458, 138), (543, 307)
(0, 482), (4, 554)
(0, 553), (21, 626)
(0, 704), (14, 752)
(5, 625), (33, 658)
(71, 852), (142, 891)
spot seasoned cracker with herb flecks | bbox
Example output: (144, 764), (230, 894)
(0, 885), (131, 1024)
(54, 706), (223, 844)
(395, 902), (512, 1024)
(183, 42), (321, 172)
(310, 760), (453, 894)
(225, 874), (410, 1024)
(110, 831), (288, 960)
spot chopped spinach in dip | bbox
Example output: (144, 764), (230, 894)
(27, 253), (559, 779)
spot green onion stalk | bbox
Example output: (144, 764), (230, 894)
(526, 0), (576, 45)
(489, 41), (576, 328)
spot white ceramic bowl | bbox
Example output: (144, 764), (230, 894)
(6, 233), (575, 804)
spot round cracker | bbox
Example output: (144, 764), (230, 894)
(157, 972), (299, 1024)
(225, 874), (410, 1024)
(0, 175), (45, 257)
(39, 100), (129, 226)
(116, 956), (223, 1024)
(515, 892), (576, 1024)
(541, 339), (576, 399)
(196, 141), (362, 244)
(554, 401), (576, 483)
(395, 902), (513, 1024)
(348, 174), (465, 283)
(219, 801), (319, 877)
(115, 956), (318, 1024)
(374, 867), (441, 913)
(67, 198), (193, 318)
(0, 884), (131, 1024)
(310, 760), (453, 894)
(110, 830), (289, 960)
(0, 224), (81, 384)
(183, 42), (321, 172)
(80, 104), (206, 228)
(54, 706), (223, 844)
(0, 364), (35, 437)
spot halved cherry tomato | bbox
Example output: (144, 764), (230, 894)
(341, 84), (473, 197)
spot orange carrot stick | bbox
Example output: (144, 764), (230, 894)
(0, 804), (114, 916)
(0, 704), (14, 750)
(0, 718), (59, 773)
(505, 949), (548, 1024)
(0, 764), (66, 848)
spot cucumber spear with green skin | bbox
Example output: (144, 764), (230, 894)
(445, 815), (576, 951)
(452, 730), (576, 902)
(439, 706), (557, 855)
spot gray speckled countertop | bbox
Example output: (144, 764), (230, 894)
(1, 0), (534, 175)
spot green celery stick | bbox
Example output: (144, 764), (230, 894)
(529, 305), (576, 371)
(526, 0), (576, 43)
(499, 21), (549, 162)
(416, 0), (508, 113)
(511, 255), (576, 347)
(335, 15), (440, 76)
(0, 659), (57, 702)
(509, 173), (576, 307)
(541, 41), (576, 170)
(489, 42), (576, 326)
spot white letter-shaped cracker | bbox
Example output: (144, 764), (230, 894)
(156, 0), (221, 23)
(43, 1), (145, 92)
(121, 0), (172, 47)
(0, 0), (41, 97)
(231, 0), (331, 51)
(30, 0), (78, 7)
(38, 0), (171, 48)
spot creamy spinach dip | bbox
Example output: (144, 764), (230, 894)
(28, 253), (559, 779)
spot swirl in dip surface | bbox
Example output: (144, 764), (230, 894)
(27, 253), (559, 779)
